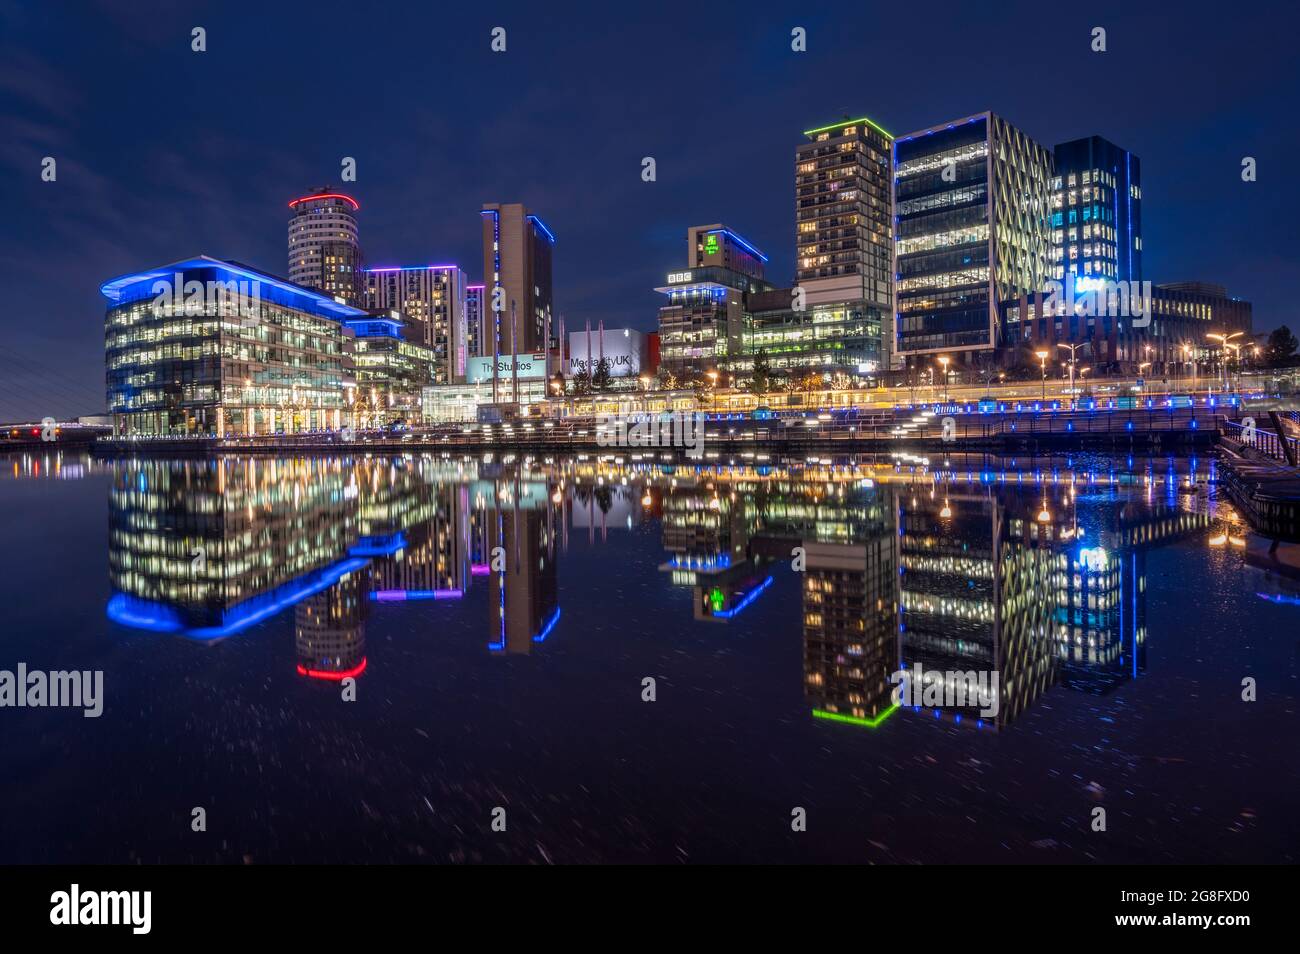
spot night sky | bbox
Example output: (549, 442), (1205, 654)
(1, 0), (1296, 420)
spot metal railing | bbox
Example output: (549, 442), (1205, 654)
(1220, 419), (1300, 464)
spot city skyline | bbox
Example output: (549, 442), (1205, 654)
(2, 0), (1298, 886)
(2, 0), (1296, 423)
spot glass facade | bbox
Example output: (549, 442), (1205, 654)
(1050, 136), (1141, 285)
(103, 258), (353, 437)
(730, 298), (883, 379)
(895, 114), (1052, 363)
(345, 316), (438, 424)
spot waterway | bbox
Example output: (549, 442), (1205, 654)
(0, 449), (1294, 863)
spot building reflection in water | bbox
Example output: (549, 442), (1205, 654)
(104, 455), (565, 671)
(484, 471), (559, 654)
(295, 564), (369, 680)
(98, 451), (1212, 724)
(646, 453), (1212, 730)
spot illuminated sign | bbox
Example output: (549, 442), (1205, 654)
(705, 234), (719, 256)
(466, 353), (546, 384)
(567, 329), (645, 377)
(667, 271), (693, 284)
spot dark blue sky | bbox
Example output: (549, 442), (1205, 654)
(1, 0), (1296, 419)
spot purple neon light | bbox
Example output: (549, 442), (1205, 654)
(371, 588), (464, 602)
(365, 265), (458, 273)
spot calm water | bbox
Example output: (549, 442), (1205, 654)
(1, 449), (1295, 864)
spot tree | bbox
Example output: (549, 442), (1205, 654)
(749, 349), (772, 394)
(592, 357), (612, 391)
(656, 367), (679, 391)
(1265, 325), (1298, 366)
(572, 365), (592, 395)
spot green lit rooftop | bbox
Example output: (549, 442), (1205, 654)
(803, 116), (894, 140)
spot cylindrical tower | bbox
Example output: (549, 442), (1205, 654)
(288, 188), (361, 305)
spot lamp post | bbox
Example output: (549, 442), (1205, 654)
(1057, 342), (1082, 402)
(1036, 350), (1049, 402)
(937, 355), (950, 404)
(1225, 342), (1241, 392)
(1207, 331), (1242, 390)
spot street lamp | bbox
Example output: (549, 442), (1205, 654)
(1207, 331), (1243, 390)
(1057, 342), (1082, 401)
(1225, 342), (1242, 391)
(1036, 350), (1049, 401)
(937, 356), (950, 403)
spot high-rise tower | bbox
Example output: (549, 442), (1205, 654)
(288, 188), (362, 306)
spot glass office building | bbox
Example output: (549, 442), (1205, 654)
(344, 312), (439, 425)
(894, 113), (1053, 367)
(1050, 136), (1141, 285)
(102, 256), (357, 437)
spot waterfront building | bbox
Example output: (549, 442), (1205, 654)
(796, 117), (894, 311)
(343, 311), (439, 425)
(1050, 136), (1142, 285)
(102, 256), (356, 437)
(465, 284), (486, 366)
(793, 116), (895, 373)
(732, 289), (885, 382)
(480, 203), (556, 363)
(421, 371), (551, 423)
(288, 188), (363, 306)
(363, 265), (469, 384)
(655, 225), (774, 382)
(689, 224), (768, 280)
(1003, 279), (1253, 374)
(894, 113), (1053, 369)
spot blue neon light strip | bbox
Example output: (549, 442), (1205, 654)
(106, 557), (371, 642)
(532, 606), (562, 643)
(1125, 150), (1134, 281)
(344, 317), (403, 338)
(527, 215), (557, 244)
(711, 575), (774, 619)
(99, 256), (367, 321)
(349, 532), (406, 557)
(706, 229), (768, 263)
